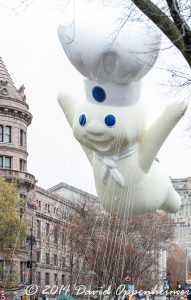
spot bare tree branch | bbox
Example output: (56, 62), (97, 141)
(166, 0), (190, 32)
(132, 0), (184, 47)
(131, 0), (191, 66)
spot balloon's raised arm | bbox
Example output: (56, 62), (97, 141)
(58, 93), (76, 128)
(139, 99), (188, 173)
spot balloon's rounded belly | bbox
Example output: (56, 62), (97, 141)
(93, 156), (174, 217)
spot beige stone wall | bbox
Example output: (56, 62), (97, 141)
(187, 177), (191, 190)
(0, 96), (29, 111)
(26, 186), (94, 292)
(0, 113), (28, 170)
(49, 182), (99, 208)
(172, 177), (191, 252)
(30, 187), (75, 289)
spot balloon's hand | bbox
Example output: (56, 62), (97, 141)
(139, 98), (188, 173)
(172, 98), (188, 118)
(58, 92), (76, 128)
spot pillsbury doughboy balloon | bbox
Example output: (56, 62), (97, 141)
(57, 3), (187, 217)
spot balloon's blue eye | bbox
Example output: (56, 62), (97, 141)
(92, 86), (106, 102)
(79, 114), (86, 126)
(104, 114), (116, 127)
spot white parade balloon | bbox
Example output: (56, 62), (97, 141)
(57, 2), (187, 217)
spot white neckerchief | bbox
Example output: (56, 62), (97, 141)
(95, 144), (138, 187)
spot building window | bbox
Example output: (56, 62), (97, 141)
(45, 272), (50, 285)
(0, 126), (3, 142)
(36, 251), (41, 263)
(76, 257), (79, 269)
(62, 211), (67, 219)
(54, 273), (58, 285)
(5, 126), (11, 143)
(61, 234), (65, 249)
(62, 257), (65, 269)
(20, 159), (26, 171)
(20, 261), (27, 283)
(36, 220), (41, 239)
(20, 129), (25, 146)
(0, 260), (4, 280)
(20, 207), (23, 220)
(82, 260), (86, 270)
(54, 255), (58, 266)
(54, 226), (58, 244)
(45, 253), (50, 265)
(0, 156), (12, 169)
(37, 271), (41, 285)
(45, 204), (50, 212)
(0, 261), (10, 280)
(45, 223), (49, 241)
(5, 156), (11, 169)
(0, 156), (3, 168)
(62, 274), (65, 285)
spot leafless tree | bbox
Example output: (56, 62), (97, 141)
(67, 202), (175, 295)
(167, 244), (191, 289)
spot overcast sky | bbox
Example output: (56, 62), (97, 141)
(0, 0), (191, 195)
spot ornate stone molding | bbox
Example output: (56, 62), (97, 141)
(0, 105), (32, 125)
(0, 95), (29, 109)
(17, 84), (26, 102)
(0, 79), (28, 103)
(0, 168), (37, 190)
(0, 144), (28, 156)
(0, 79), (8, 96)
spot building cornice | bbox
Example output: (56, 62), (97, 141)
(0, 144), (28, 156)
(0, 168), (36, 189)
(0, 105), (32, 126)
(48, 182), (97, 201)
(0, 95), (29, 110)
(36, 186), (81, 211)
(35, 211), (72, 225)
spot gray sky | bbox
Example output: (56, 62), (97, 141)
(0, 0), (191, 194)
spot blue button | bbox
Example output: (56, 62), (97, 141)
(92, 86), (106, 102)
(79, 114), (86, 126)
(104, 114), (116, 127)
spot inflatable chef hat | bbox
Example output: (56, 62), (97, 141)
(58, 5), (161, 106)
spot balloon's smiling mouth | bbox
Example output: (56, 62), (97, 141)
(86, 135), (113, 143)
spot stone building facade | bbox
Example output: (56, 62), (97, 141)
(171, 177), (191, 253)
(0, 57), (35, 191)
(0, 56), (37, 296)
(0, 57), (98, 300)
(32, 184), (98, 296)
